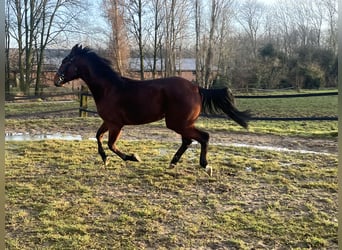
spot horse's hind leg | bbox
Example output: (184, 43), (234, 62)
(108, 126), (141, 162)
(96, 122), (108, 165)
(181, 127), (212, 176)
(169, 137), (192, 168)
(170, 126), (212, 176)
(195, 129), (211, 176)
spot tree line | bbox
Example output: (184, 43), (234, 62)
(5, 0), (88, 96)
(5, 0), (338, 96)
(103, 0), (337, 90)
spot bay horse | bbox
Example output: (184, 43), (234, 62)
(54, 44), (251, 176)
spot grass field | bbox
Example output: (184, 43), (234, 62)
(5, 90), (338, 119)
(5, 140), (338, 249)
(4, 90), (339, 138)
(5, 90), (338, 249)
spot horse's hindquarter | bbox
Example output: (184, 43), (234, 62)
(162, 77), (202, 128)
(164, 77), (201, 110)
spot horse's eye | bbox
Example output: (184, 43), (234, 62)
(62, 56), (73, 64)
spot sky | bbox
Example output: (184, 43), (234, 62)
(260, 0), (277, 4)
(82, 0), (279, 49)
(6, 0), (305, 49)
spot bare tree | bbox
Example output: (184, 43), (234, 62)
(126, 0), (147, 80)
(203, 0), (219, 87)
(194, 0), (202, 84)
(7, 0), (86, 95)
(216, 0), (234, 79)
(272, 1), (293, 56)
(5, 0), (11, 96)
(203, 0), (235, 88)
(236, 0), (265, 59)
(308, 0), (324, 47)
(103, 0), (129, 75)
(8, 0), (25, 93)
(272, 0), (336, 53)
(162, 0), (192, 77)
(292, 1), (314, 47)
(163, 0), (176, 77)
(322, 0), (337, 53)
(96, 0), (337, 90)
(34, 0), (85, 95)
(150, 0), (164, 78)
(193, 0), (234, 88)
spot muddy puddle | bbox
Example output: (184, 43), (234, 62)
(4, 133), (334, 156)
(227, 142), (334, 156)
(5, 132), (82, 141)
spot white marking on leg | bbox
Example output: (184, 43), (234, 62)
(168, 163), (177, 169)
(205, 165), (213, 177)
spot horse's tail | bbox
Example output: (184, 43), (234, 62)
(199, 87), (251, 129)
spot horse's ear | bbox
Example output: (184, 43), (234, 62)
(72, 44), (81, 51)
(70, 44), (83, 57)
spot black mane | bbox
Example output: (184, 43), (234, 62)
(71, 44), (124, 87)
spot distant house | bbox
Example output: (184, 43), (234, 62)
(128, 58), (198, 82)
(8, 48), (217, 90)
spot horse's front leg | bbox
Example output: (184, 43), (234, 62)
(108, 126), (141, 162)
(96, 122), (108, 165)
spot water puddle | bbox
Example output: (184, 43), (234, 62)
(227, 143), (334, 156)
(4, 133), (334, 156)
(5, 132), (82, 141)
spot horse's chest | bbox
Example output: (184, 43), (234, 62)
(95, 100), (119, 119)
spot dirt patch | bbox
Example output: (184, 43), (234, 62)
(209, 130), (337, 154)
(120, 125), (337, 155)
(5, 107), (337, 155)
(6, 121), (336, 155)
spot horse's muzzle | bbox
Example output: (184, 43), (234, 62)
(54, 73), (65, 87)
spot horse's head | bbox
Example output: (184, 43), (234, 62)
(54, 44), (84, 87)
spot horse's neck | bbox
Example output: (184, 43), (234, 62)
(82, 74), (120, 102)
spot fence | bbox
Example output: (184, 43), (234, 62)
(79, 91), (338, 121)
(6, 91), (80, 102)
(79, 91), (97, 117)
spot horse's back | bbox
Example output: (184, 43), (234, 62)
(120, 76), (202, 128)
(125, 76), (196, 89)
(124, 76), (200, 103)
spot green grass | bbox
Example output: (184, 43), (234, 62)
(196, 117), (337, 138)
(236, 94), (337, 118)
(5, 92), (338, 119)
(5, 116), (338, 139)
(5, 140), (338, 249)
(5, 101), (80, 117)
(5, 90), (338, 138)
(5, 90), (338, 248)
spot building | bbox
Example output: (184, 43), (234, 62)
(128, 57), (197, 82)
(8, 48), (217, 90)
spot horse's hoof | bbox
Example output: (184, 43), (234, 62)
(103, 158), (109, 167)
(132, 154), (141, 162)
(168, 163), (176, 169)
(101, 155), (108, 166)
(205, 165), (213, 177)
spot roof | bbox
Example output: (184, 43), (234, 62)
(9, 48), (217, 72)
(129, 58), (198, 72)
